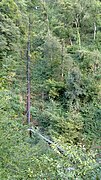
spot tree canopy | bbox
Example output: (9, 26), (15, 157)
(0, 0), (101, 179)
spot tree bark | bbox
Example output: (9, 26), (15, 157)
(94, 22), (97, 41)
(61, 39), (64, 80)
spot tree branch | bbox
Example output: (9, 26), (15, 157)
(28, 128), (66, 155)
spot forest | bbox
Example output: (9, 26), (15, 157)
(0, 0), (101, 179)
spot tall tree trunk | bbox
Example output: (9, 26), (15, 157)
(61, 39), (64, 80)
(75, 17), (81, 49)
(26, 16), (31, 124)
(94, 22), (97, 41)
(41, 0), (50, 34)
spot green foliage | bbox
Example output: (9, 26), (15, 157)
(0, 0), (101, 179)
(0, 111), (100, 179)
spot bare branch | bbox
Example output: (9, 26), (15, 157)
(28, 128), (66, 155)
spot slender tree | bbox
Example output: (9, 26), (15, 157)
(26, 16), (31, 124)
(61, 39), (64, 80)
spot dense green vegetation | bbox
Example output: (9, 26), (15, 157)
(0, 0), (101, 179)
